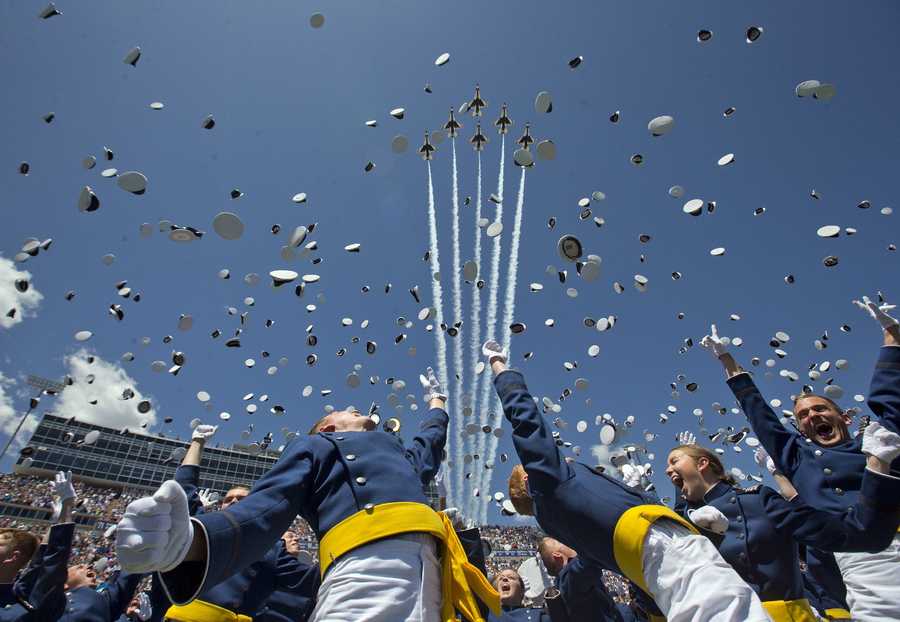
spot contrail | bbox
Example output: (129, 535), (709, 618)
(426, 161), (452, 503)
(449, 138), (465, 510)
(470, 134), (505, 518)
(462, 150), (484, 509)
(479, 166), (526, 523)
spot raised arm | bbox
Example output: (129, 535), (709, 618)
(16, 471), (77, 602)
(701, 324), (800, 474)
(484, 341), (573, 492)
(117, 438), (316, 606)
(100, 570), (144, 621)
(405, 366), (450, 485)
(762, 423), (900, 553)
(175, 423), (218, 516)
(855, 295), (900, 435)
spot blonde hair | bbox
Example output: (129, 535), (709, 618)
(507, 465), (534, 515)
(671, 444), (737, 485)
(0, 528), (40, 562)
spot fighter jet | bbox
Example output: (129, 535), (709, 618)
(470, 123), (488, 151)
(495, 103), (512, 135)
(516, 123), (534, 150)
(418, 132), (435, 160)
(444, 109), (462, 138)
(466, 84), (487, 117)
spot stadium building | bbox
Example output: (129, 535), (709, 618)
(13, 412), (281, 495)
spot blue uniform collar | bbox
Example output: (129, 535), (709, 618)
(702, 479), (733, 503)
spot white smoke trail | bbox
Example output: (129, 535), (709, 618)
(449, 139), (465, 510)
(426, 161), (452, 503)
(479, 166), (526, 524)
(469, 135), (506, 519)
(461, 150), (484, 510)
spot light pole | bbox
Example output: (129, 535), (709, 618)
(0, 375), (65, 463)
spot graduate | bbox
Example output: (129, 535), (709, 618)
(114, 367), (499, 622)
(487, 568), (550, 621)
(700, 294), (900, 619)
(537, 538), (624, 622)
(156, 423), (319, 622)
(0, 472), (76, 622)
(666, 428), (900, 622)
(483, 341), (770, 622)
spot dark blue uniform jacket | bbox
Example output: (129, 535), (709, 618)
(494, 371), (661, 610)
(161, 407), (448, 604)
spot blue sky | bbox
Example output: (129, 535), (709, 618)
(2, 1), (899, 524)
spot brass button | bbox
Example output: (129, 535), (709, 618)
(346, 454), (356, 461)
(356, 476), (367, 485)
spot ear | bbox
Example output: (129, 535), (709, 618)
(841, 411), (852, 426)
(521, 472), (528, 484)
(320, 422), (336, 433)
(696, 456), (710, 472)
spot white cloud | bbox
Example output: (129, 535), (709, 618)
(0, 256), (43, 329)
(55, 349), (158, 431)
(0, 373), (39, 452)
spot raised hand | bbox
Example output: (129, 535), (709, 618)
(136, 592), (152, 621)
(196, 488), (216, 510)
(677, 431), (696, 446)
(116, 480), (194, 573)
(191, 424), (218, 442)
(700, 324), (730, 358)
(419, 366), (447, 403)
(620, 463), (642, 488)
(688, 505), (729, 535)
(753, 447), (777, 475)
(853, 295), (898, 330)
(862, 421), (900, 464)
(482, 340), (508, 365)
(50, 470), (76, 521)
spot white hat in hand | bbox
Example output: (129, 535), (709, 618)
(418, 366), (447, 402)
(620, 463), (642, 488)
(688, 505), (729, 535)
(136, 592), (152, 621)
(853, 295), (898, 330)
(700, 324), (730, 358)
(116, 480), (194, 573)
(191, 424), (218, 441)
(862, 421), (900, 464)
(482, 340), (508, 365)
(753, 447), (778, 475)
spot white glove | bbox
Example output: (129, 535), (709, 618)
(754, 447), (778, 475)
(482, 340), (508, 365)
(50, 470), (76, 521)
(196, 488), (216, 510)
(620, 463), (642, 488)
(419, 366), (447, 402)
(136, 592), (152, 621)
(677, 431), (696, 446)
(853, 295), (898, 330)
(862, 421), (900, 464)
(116, 480), (194, 573)
(688, 505), (729, 535)
(700, 324), (730, 358)
(192, 424), (218, 441)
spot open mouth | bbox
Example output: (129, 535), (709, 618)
(499, 583), (512, 596)
(669, 473), (685, 491)
(814, 422), (835, 441)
